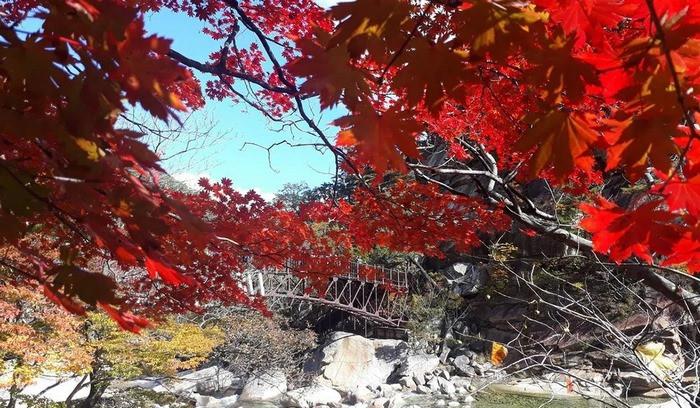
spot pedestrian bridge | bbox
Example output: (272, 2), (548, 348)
(242, 261), (410, 328)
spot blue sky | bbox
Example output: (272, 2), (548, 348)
(143, 2), (340, 198)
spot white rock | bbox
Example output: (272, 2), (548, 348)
(436, 377), (456, 395)
(149, 366), (237, 395)
(395, 354), (440, 381)
(447, 401), (460, 407)
(462, 394), (475, 403)
(398, 376), (417, 391)
(416, 385), (432, 394)
(411, 372), (425, 386)
(369, 397), (390, 408)
(377, 384), (396, 398)
(388, 394), (405, 408)
(350, 386), (377, 403)
(282, 385), (342, 408)
(239, 371), (287, 401)
(316, 332), (408, 392)
(195, 394), (239, 407)
(3, 374), (90, 402)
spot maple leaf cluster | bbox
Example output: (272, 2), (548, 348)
(0, 0), (346, 328)
(4, 0), (700, 330)
(302, 179), (510, 258)
(288, 0), (700, 275)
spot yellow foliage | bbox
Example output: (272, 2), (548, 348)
(88, 313), (224, 379)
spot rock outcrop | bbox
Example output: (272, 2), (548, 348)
(239, 370), (287, 401)
(311, 332), (409, 391)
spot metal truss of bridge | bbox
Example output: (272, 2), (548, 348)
(242, 261), (410, 328)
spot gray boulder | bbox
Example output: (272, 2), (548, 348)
(398, 376), (416, 391)
(452, 355), (475, 377)
(395, 354), (440, 381)
(281, 385), (342, 408)
(193, 394), (239, 408)
(369, 397), (390, 408)
(239, 371), (287, 401)
(428, 377), (456, 395)
(311, 332), (408, 391)
(349, 386), (377, 403)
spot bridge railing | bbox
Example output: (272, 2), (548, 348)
(255, 258), (410, 289)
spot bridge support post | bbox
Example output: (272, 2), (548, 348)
(257, 272), (266, 296)
(246, 273), (254, 295)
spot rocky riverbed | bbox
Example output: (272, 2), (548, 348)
(4, 331), (682, 408)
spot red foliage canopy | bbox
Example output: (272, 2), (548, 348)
(2, 0), (700, 327)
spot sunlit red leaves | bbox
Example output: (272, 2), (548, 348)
(112, 19), (188, 119)
(287, 29), (370, 109)
(335, 105), (423, 172)
(663, 230), (700, 273)
(145, 254), (196, 286)
(304, 180), (511, 258)
(328, 0), (412, 58)
(517, 110), (599, 179)
(524, 35), (600, 103)
(532, 0), (638, 46)
(393, 39), (470, 113)
(453, 1), (548, 59)
(604, 111), (681, 181)
(99, 303), (150, 332)
(580, 198), (679, 264)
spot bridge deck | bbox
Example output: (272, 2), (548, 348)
(242, 261), (410, 327)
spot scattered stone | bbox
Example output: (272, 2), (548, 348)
(428, 377), (441, 393)
(349, 386), (377, 403)
(438, 369), (451, 380)
(194, 394), (239, 408)
(377, 384), (396, 398)
(416, 385), (432, 394)
(439, 346), (451, 364)
(436, 377), (456, 395)
(617, 371), (662, 394)
(447, 401), (460, 407)
(398, 376), (416, 391)
(281, 385), (342, 408)
(369, 397), (390, 408)
(412, 372), (426, 386)
(388, 394), (405, 408)
(435, 399), (447, 407)
(395, 353), (440, 382)
(239, 371), (287, 401)
(453, 355), (475, 377)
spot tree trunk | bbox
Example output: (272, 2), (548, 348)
(74, 350), (111, 408)
(78, 379), (110, 408)
(5, 383), (18, 408)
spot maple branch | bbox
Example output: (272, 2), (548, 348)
(410, 148), (700, 316)
(378, 1), (434, 85)
(167, 49), (295, 95)
(0, 160), (90, 243)
(223, 0), (367, 186)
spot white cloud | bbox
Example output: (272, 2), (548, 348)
(315, 0), (340, 8)
(171, 173), (276, 202)
(172, 172), (209, 191)
(251, 188), (276, 202)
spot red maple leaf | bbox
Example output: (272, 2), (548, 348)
(580, 198), (679, 263)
